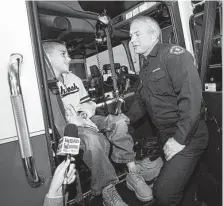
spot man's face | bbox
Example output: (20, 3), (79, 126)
(48, 44), (71, 76)
(130, 21), (156, 56)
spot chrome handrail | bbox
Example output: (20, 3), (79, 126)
(8, 53), (44, 188)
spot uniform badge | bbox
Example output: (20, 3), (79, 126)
(170, 46), (185, 55)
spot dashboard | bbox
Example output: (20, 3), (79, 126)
(86, 63), (139, 107)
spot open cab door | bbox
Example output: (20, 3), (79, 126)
(0, 1), (54, 206)
(190, 1), (222, 205)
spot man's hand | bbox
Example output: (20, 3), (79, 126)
(47, 158), (76, 197)
(163, 137), (185, 161)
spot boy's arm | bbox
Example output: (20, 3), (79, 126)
(77, 101), (97, 118)
(77, 78), (96, 118)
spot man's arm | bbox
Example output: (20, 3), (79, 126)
(126, 82), (147, 124)
(166, 47), (202, 145)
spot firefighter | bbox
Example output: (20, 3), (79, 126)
(127, 16), (209, 206)
(43, 41), (153, 206)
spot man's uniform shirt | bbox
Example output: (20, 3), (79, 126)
(58, 72), (98, 131)
(128, 43), (202, 145)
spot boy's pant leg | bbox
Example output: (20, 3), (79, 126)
(91, 115), (135, 163)
(78, 127), (119, 195)
(153, 120), (209, 206)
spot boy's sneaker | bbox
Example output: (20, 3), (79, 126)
(126, 172), (153, 202)
(102, 184), (128, 206)
(136, 157), (163, 182)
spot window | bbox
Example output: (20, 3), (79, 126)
(69, 59), (88, 81)
(86, 44), (130, 75)
(193, 7), (222, 66)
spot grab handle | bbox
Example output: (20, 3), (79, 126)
(8, 53), (44, 188)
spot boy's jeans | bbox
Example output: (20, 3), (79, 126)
(78, 114), (135, 195)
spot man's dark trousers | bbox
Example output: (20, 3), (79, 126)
(153, 120), (209, 206)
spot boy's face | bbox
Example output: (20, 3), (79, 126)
(48, 44), (71, 76)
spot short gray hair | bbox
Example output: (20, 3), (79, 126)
(42, 40), (66, 54)
(131, 16), (162, 40)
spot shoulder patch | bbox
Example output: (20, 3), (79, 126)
(170, 46), (185, 55)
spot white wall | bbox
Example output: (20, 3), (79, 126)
(0, 1), (44, 143)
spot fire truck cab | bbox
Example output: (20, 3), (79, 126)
(0, 1), (221, 206)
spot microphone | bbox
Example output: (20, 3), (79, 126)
(56, 124), (84, 206)
(57, 124), (80, 186)
(57, 124), (80, 157)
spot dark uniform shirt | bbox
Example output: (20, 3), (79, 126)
(128, 43), (202, 145)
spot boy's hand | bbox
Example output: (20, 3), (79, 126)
(78, 111), (88, 119)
